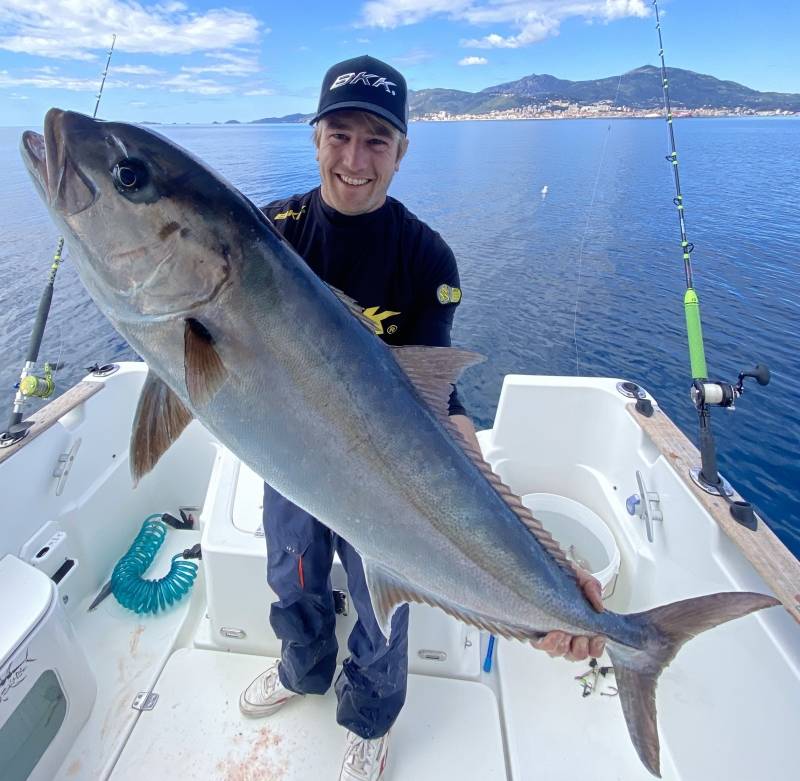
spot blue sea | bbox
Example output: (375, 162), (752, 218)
(1, 118), (798, 558)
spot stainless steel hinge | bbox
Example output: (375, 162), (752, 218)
(53, 437), (81, 496)
(132, 691), (159, 711)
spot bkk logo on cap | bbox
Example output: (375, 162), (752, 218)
(330, 71), (397, 96)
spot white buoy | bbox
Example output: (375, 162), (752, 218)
(540, 185), (548, 198)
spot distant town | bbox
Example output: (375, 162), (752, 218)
(415, 102), (798, 123)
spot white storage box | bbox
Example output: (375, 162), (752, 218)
(0, 555), (96, 781)
(199, 447), (480, 678)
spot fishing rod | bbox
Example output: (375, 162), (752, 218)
(651, 0), (769, 529)
(1, 35), (117, 448)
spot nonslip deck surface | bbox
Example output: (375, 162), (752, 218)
(109, 648), (507, 781)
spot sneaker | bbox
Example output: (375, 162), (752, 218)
(239, 661), (300, 718)
(339, 729), (390, 781)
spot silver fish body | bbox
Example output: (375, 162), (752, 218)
(20, 109), (779, 777)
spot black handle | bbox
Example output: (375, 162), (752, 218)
(740, 364), (770, 386)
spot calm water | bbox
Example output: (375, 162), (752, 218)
(1, 118), (798, 558)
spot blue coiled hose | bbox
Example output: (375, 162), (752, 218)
(111, 514), (198, 615)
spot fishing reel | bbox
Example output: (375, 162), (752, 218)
(0, 362), (60, 448)
(689, 364), (770, 411)
(689, 364), (770, 530)
(17, 362), (56, 401)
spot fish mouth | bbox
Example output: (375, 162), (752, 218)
(21, 108), (97, 216)
(21, 129), (49, 198)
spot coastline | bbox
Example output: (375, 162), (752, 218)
(412, 107), (799, 122)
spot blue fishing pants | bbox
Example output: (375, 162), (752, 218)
(263, 483), (410, 739)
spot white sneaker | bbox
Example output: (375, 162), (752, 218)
(339, 729), (390, 781)
(239, 661), (301, 718)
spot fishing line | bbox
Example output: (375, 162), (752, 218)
(572, 72), (625, 375)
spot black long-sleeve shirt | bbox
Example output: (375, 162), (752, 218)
(262, 187), (465, 415)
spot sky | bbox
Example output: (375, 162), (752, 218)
(1, 1), (798, 125)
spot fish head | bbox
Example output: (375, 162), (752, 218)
(20, 108), (241, 321)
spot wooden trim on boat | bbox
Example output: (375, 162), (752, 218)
(0, 382), (104, 465)
(628, 403), (800, 625)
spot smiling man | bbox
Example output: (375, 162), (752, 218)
(240, 55), (605, 781)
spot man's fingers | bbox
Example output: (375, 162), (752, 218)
(578, 572), (605, 612)
(533, 631), (569, 657)
(534, 632), (606, 661)
(589, 636), (606, 658)
(567, 635), (590, 662)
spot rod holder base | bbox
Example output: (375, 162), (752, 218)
(689, 467), (733, 497)
(727, 499), (758, 531)
(0, 422), (33, 448)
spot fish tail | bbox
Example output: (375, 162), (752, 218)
(607, 591), (780, 777)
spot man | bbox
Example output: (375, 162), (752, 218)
(239, 55), (605, 781)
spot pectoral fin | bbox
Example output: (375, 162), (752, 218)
(184, 318), (228, 407)
(130, 370), (193, 484)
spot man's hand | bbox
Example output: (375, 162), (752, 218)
(532, 569), (606, 661)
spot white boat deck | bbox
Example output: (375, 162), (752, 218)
(2, 363), (799, 781)
(110, 649), (507, 781)
(53, 528), (202, 781)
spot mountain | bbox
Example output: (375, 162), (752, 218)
(408, 65), (800, 116)
(251, 112), (313, 124)
(236, 66), (799, 125)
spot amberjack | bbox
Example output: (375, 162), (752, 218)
(21, 109), (780, 777)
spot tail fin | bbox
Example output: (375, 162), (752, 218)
(607, 591), (780, 778)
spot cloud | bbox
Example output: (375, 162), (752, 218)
(160, 73), (232, 94)
(391, 48), (434, 66)
(181, 51), (260, 76)
(458, 55), (487, 65)
(0, 71), (129, 91)
(0, 0), (263, 60)
(114, 64), (163, 75)
(244, 87), (276, 96)
(361, 0), (471, 28)
(359, 1), (649, 49)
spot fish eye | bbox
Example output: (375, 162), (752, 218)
(112, 158), (148, 192)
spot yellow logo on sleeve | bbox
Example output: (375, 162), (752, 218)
(436, 284), (462, 304)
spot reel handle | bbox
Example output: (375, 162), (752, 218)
(739, 364), (770, 387)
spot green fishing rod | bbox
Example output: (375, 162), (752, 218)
(651, 0), (769, 529)
(1, 35), (116, 447)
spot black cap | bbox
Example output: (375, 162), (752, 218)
(311, 55), (408, 135)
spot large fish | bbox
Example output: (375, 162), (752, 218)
(21, 109), (779, 777)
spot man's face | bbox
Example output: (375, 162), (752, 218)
(316, 112), (407, 216)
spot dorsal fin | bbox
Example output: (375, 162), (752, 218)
(327, 284), (379, 333)
(391, 344), (579, 581)
(130, 370), (193, 485)
(392, 345), (486, 414)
